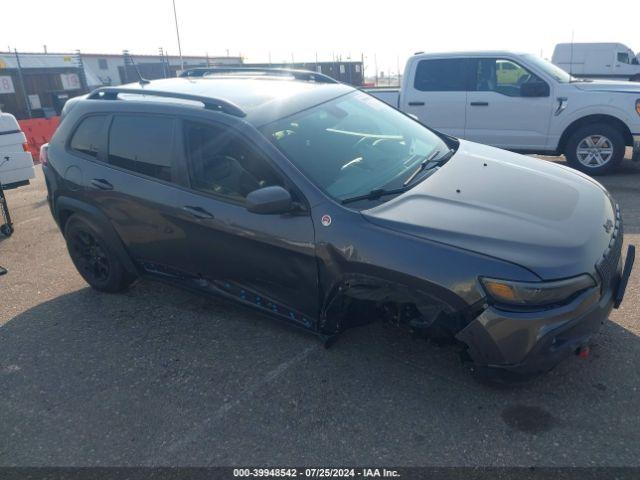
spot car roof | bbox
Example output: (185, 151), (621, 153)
(411, 51), (528, 59)
(86, 76), (355, 127)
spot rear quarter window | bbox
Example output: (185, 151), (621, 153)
(107, 115), (175, 182)
(414, 59), (469, 92)
(70, 115), (106, 158)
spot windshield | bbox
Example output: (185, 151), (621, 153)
(261, 91), (452, 203)
(522, 54), (576, 83)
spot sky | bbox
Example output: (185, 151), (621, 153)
(2, 0), (637, 77)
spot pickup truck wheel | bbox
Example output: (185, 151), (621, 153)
(64, 216), (134, 293)
(565, 124), (625, 175)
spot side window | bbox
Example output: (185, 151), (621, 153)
(70, 115), (106, 158)
(617, 52), (630, 64)
(108, 115), (174, 182)
(474, 58), (544, 97)
(414, 59), (468, 92)
(183, 121), (282, 201)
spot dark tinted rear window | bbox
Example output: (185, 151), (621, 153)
(414, 59), (468, 92)
(70, 115), (106, 158)
(108, 115), (174, 182)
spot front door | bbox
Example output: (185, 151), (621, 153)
(402, 58), (470, 138)
(464, 58), (554, 150)
(177, 119), (319, 326)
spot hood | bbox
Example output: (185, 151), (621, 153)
(573, 79), (640, 94)
(362, 140), (616, 280)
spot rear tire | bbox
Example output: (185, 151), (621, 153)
(564, 123), (625, 175)
(64, 215), (134, 293)
(629, 74), (640, 82)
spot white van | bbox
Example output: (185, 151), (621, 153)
(552, 43), (640, 82)
(0, 111), (36, 189)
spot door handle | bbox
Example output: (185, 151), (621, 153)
(408, 101), (425, 106)
(470, 102), (489, 106)
(183, 205), (215, 220)
(90, 178), (114, 190)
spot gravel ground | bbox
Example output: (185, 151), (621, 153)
(1, 157), (639, 467)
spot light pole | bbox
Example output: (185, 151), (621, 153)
(172, 0), (184, 70)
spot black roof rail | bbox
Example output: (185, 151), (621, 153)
(179, 67), (339, 84)
(87, 87), (246, 117)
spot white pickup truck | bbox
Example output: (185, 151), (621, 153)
(366, 51), (640, 175)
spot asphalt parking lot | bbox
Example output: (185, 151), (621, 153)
(1, 157), (640, 467)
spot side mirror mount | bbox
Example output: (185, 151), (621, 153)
(246, 185), (292, 214)
(520, 81), (550, 97)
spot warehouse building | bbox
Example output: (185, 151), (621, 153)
(0, 52), (242, 119)
(0, 52), (363, 119)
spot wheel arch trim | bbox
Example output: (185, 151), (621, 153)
(558, 113), (633, 153)
(55, 196), (138, 277)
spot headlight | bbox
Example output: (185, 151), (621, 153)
(480, 274), (596, 308)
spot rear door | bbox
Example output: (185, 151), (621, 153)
(73, 112), (195, 278)
(175, 118), (319, 324)
(401, 58), (471, 138)
(464, 58), (554, 150)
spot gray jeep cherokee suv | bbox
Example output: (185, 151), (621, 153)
(42, 67), (634, 380)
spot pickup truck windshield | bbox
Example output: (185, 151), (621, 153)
(261, 91), (451, 203)
(522, 54), (575, 83)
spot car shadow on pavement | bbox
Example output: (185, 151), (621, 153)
(1, 279), (640, 465)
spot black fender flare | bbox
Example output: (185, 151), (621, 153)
(55, 196), (139, 277)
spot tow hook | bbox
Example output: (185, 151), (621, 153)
(576, 345), (590, 358)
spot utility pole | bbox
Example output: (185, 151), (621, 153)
(374, 53), (378, 87)
(172, 0), (184, 70)
(14, 49), (32, 119)
(75, 50), (88, 93)
(122, 50), (130, 84)
(159, 47), (168, 77)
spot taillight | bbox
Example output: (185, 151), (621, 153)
(40, 143), (49, 165)
(22, 142), (30, 152)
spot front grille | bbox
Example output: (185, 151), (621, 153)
(595, 205), (623, 292)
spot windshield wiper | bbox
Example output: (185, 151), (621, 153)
(341, 186), (410, 205)
(403, 148), (455, 186)
(341, 148), (455, 205)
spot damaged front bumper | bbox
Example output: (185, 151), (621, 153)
(456, 245), (634, 378)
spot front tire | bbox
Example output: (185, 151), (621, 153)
(564, 123), (625, 175)
(64, 215), (134, 293)
(629, 74), (640, 82)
